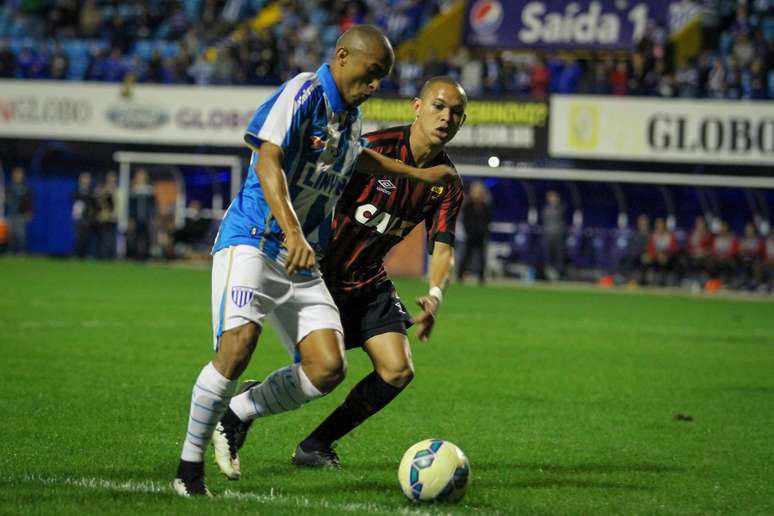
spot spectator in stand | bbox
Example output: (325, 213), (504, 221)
(188, 52), (215, 85)
(542, 190), (566, 281)
(588, 58), (611, 94)
(609, 60), (628, 95)
(49, 43), (69, 79)
(457, 181), (491, 285)
(766, 39), (774, 98)
(338, 3), (365, 33)
(737, 222), (763, 289)
(530, 56), (550, 98)
(108, 14), (131, 54)
(1, 0), (773, 99)
(78, 0), (102, 38)
(5, 166), (34, 254)
(647, 217), (678, 285)
(685, 216), (713, 283)
(0, 39), (16, 78)
(16, 44), (47, 79)
(707, 58), (726, 98)
(94, 171), (119, 259)
(732, 31), (755, 69)
(423, 48), (448, 79)
(654, 61), (675, 97)
(72, 172), (97, 258)
(396, 48), (422, 97)
(725, 56), (741, 98)
(555, 55), (581, 94)
(628, 52), (648, 95)
(102, 47), (128, 83)
(483, 51), (502, 94)
(675, 57), (700, 98)
(450, 47), (482, 97)
(128, 168), (155, 261)
(709, 220), (738, 285)
(146, 49), (164, 83)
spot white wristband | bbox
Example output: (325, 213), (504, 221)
(428, 286), (444, 303)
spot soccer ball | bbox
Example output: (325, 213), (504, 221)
(398, 439), (470, 503)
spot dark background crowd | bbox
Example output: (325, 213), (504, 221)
(8, 168), (772, 292)
(2, 0), (774, 294)
(2, 165), (213, 261)
(1, 0), (774, 99)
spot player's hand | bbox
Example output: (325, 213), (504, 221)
(421, 165), (457, 186)
(284, 230), (315, 276)
(413, 295), (440, 342)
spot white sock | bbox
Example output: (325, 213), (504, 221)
(229, 363), (322, 421)
(180, 362), (237, 463)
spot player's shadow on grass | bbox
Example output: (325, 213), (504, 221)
(468, 460), (682, 491)
(496, 462), (684, 475)
(275, 479), (504, 511)
(352, 460), (680, 475)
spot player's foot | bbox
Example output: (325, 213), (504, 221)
(172, 459), (212, 497)
(291, 440), (341, 469)
(212, 380), (259, 480)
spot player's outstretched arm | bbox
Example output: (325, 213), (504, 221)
(414, 241), (454, 342)
(254, 141), (315, 275)
(356, 148), (456, 185)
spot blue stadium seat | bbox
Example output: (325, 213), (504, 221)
(133, 40), (153, 61)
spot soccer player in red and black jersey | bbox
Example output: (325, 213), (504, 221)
(288, 76), (467, 468)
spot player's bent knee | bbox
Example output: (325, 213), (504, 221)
(214, 322), (261, 379)
(314, 355), (348, 393)
(298, 329), (347, 393)
(378, 363), (414, 388)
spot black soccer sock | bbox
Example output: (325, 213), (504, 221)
(302, 371), (404, 448)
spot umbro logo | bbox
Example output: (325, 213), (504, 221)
(377, 179), (396, 195)
(310, 136), (325, 149)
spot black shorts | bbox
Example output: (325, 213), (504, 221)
(331, 280), (413, 350)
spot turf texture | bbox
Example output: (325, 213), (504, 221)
(1, 257), (773, 515)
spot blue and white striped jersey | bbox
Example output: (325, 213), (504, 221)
(212, 64), (364, 261)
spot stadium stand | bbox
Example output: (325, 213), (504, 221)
(0, 0), (771, 97)
(1, 0), (773, 293)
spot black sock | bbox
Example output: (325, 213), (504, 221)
(221, 407), (242, 426)
(303, 371), (404, 448)
(176, 459), (204, 480)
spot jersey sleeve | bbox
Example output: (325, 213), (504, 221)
(244, 72), (317, 152)
(425, 174), (464, 252)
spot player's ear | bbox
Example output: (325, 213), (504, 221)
(335, 47), (349, 66)
(459, 113), (467, 128)
(412, 97), (421, 118)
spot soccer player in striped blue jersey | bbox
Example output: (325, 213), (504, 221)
(211, 77), (468, 475)
(173, 26), (456, 497)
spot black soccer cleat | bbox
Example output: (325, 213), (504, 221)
(172, 459), (212, 497)
(291, 441), (341, 469)
(212, 380), (260, 480)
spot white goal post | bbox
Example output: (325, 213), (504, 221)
(112, 151), (243, 258)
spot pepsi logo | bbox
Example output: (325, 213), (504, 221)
(470, 0), (503, 35)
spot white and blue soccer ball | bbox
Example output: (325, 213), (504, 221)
(398, 439), (470, 503)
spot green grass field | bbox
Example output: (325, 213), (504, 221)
(1, 257), (773, 515)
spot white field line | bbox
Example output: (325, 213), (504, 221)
(6, 473), (451, 516)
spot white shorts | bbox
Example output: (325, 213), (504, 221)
(211, 245), (343, 356)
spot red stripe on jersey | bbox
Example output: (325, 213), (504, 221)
(321, 125), (463, 294)
(366, 130), (404, 144)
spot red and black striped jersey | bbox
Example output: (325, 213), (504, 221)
(321, 125), (464, 294)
